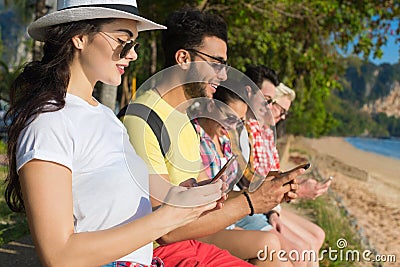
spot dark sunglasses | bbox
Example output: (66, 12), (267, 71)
(101, 32), (140, 59)
(186, 48), (229, 74)
(223, 114), (245, 126)
(264, 96), (273, 106)
(272, 100), (289, 118)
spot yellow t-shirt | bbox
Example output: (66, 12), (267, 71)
(123, 90), (203, 186)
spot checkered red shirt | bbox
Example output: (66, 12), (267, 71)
(246, 118), (280, 176)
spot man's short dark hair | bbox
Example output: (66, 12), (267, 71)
(162, 7), (228, 67)
(213, 85), (249, 106)
(244, 65), (280, 93)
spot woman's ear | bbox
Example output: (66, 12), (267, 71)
(175, 49), (191, 70)
(71, 35), (85, 50)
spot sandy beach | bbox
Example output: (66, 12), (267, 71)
(288, 136), (400, 262)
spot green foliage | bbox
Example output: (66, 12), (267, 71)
(0, 140), (6, 154)
(0, 60), (23, 101)
(135, 0), (400, 137)
(0, 30), (3, 56)
(372, 113), (400, 137)
(3, 1), (399, 137)
(207, 0), (399, 137)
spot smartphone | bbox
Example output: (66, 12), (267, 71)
(267, 162), (311, 178)
(280, 162), (311, 188)
(321, 176), (333, 184)
(279, 162), (311, 177)
(207, 154), (237, 184)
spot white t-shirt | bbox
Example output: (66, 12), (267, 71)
(239, 127), (250, 163)
(16, 93), (152, 264)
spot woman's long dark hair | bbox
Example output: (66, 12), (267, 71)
(5, 19), (113, 212)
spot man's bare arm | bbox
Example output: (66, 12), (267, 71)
(157, 169), (303, 244)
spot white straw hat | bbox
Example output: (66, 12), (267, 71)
(28, 0), (166, 41)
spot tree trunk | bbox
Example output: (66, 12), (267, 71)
(32, 0), (49, 60)
(120, 74), (131, 108)
(150, 32), (157, 75)
(100, 83), (117, 112)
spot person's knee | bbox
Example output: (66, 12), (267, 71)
(311, 226), (325, 250)
(296, 220), (326, 251)
(258, 232), (281, 252)
(296, 236), (312, 252)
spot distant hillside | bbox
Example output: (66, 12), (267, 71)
(338, 57), (400, 109)
(328, 58), (400, 137)
(362, 81), (400, 118)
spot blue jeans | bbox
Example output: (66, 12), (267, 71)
(235, 214), (273, 231)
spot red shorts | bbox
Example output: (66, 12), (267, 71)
(153, 240), (254, 267)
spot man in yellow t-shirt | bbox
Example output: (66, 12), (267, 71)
(124, 89), (204, 186)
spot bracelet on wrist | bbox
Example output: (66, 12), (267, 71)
(242, 191), (254, 216)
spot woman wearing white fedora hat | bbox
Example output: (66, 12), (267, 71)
(4, 1), (225, 266)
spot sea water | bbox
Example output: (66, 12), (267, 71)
(345, 137), (400, 160)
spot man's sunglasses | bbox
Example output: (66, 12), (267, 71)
(101, 32), (140, 59)
(272, 100), (289, 118)
(186, 48), (229, 74)
(264, 96), (273, 106)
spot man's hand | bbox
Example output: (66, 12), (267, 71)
(248, 168), (304, 214)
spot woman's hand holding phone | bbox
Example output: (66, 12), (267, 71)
(168, 179), (225, 207)
(207, 155), (237, 184)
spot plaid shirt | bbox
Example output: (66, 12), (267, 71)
(247, 118), (280, 176)
(108, 257), (163, 267)
(193, 120), (238, 183)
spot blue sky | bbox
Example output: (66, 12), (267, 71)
(337, 20), (399, 65)
(369, 32), (399, 65)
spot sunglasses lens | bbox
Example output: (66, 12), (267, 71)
(264, 99), (272, 107)
(120, 42), (139, 58)
(210, 62), (229, 74)
(278, 107), (287, 118)
(224, 115), (239, 125)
